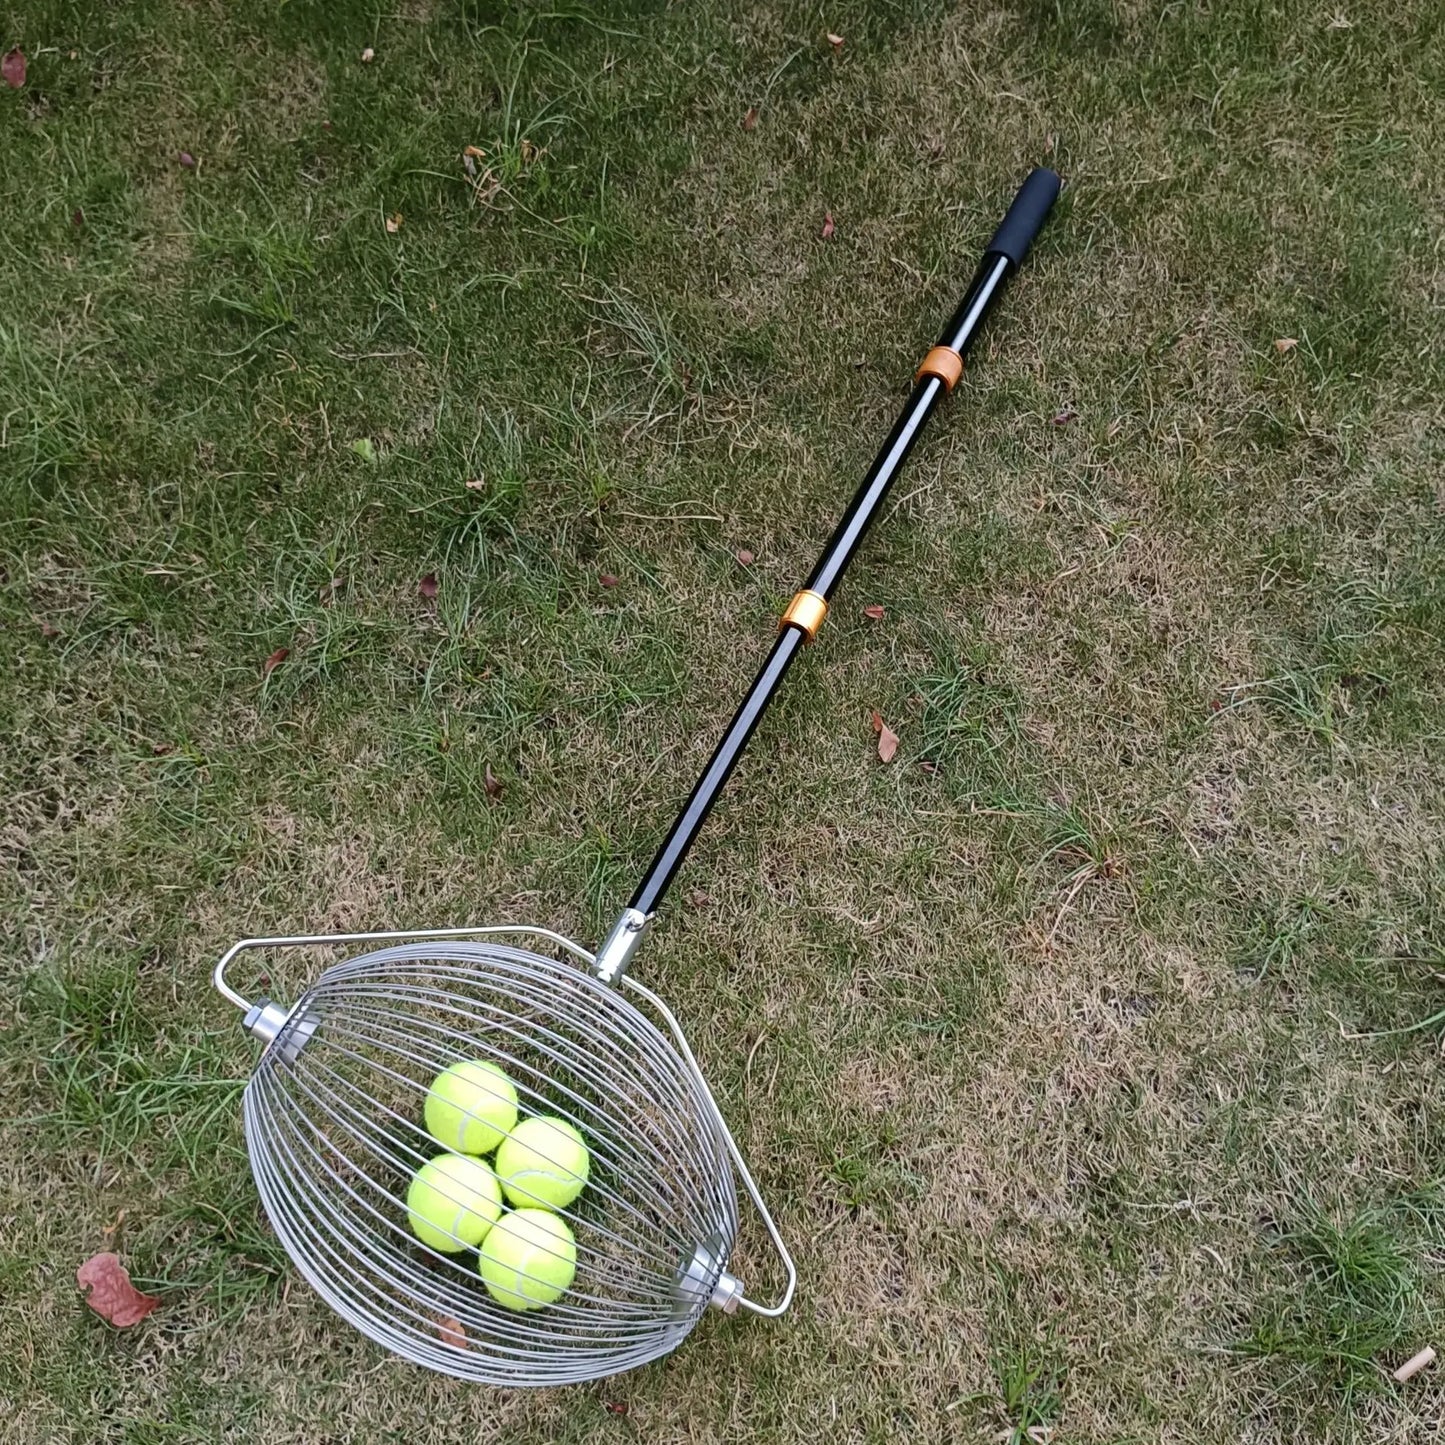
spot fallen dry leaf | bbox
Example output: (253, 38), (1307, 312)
(76, 1252), (159, 1328)
(689, 889), (711, 908)
(360, 46), (375, 62)
(919, 760), (937, 774)
(151, 742), (174, 756)
(262, 646), (289, 676)
(436, 1314), (468, 1349)
(742, 106), (759, 131)
(418, 573), (439, 600)
(463, 144), (486, 159)
(385, 212), (402, 234)
(735, 548), (754, 565)
(598, 573), (620, 588)
(826, 32), (844, 50)
(1274, 336), (1298, 353)
(319, 575), (344, 604)
(465, 476), (485, 490)
(821, 211), (835, 240)
(2, 48), (26, 88)
(178, 150), (196, 169)
(71, 207), (84, 228)
(520, 138), (539, 164)
(877, 721), (899, 764)
(871, 709), (884, 734)
(1051, 408), (1077, 426)
(484, 763), (503, 799)
(604, 1402), (629, 1416)
(863, 604), (885, 620)
(38, 618), (60, 638)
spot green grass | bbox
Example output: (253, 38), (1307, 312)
(2, 1), (1444, 1441)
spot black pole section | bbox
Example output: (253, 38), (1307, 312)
(624, 170), (1060, 922)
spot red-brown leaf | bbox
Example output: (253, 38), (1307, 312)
(262, 646), (289, 676)
(2, 48), (26, 88)
(71, 207), (85, 228)
(76, 1252), (159, 1328)
(436, 1314), (468, 1349)
(151, 742), (174, 756)
(826, 32), (844, 50)
(418, 573), (439, 599)
(598, 573), (620, 588)
(1051, 408), (1077, 426)
(688, 889), (711, 908)
(178, 151), (197, 169)
(742, 106), (759, 131)
(735, 548), (754, 565)
(604, 1402), (629, 1416)
(870, 709), (883, 734)
(877, 721), (899, 764)
(484, 763), (503, 799)
(821, 211), (835, 240)
(38, 618), (61, 638)
(862, 604), (885, 620)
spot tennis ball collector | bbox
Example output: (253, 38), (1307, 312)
(213, 169), (1061, 1385)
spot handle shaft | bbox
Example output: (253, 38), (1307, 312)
(595, 170), (1059, 981)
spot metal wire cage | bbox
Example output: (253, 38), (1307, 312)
(218, 927), (791, 1386)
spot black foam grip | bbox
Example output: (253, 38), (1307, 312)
(984, 167), (1061, 270)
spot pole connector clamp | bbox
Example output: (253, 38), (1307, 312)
(915, 345), (963, 393)
(779, 589), (828, 642)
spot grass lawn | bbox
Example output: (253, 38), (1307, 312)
(3, 1), (1443, 1439)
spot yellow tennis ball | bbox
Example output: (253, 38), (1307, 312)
(405, 1153), (503, 1252)
(424, 1060), (518, 1155)
(478, 1207), (576, 1311)
(494, 1116), (590, 1212)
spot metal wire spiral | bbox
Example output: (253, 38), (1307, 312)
(241, 940), (739, 1386)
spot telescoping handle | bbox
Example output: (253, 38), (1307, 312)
(593, 169), (1061, 984)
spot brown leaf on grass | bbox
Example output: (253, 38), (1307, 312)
(688, 889), (710, 908)
(735, 548), (754, 565)
(862, 604), (885, 620)
(178, 151), (196, 169)
(262, 646), (289, 676)
(1274, 337), (1298, 353)
(385, 212), (402, 234)
(1051, 408), (1077, 426)
(71, 207), (84, 227)
(520, 138), (540, 164)
(604, 1402), (629, 1416)
(38, 618), (60, 638)
(2, 48), (26, 88)
(870, 709), (883, 734)
(76, 1253), (159, 1328)
(919, 760), (937, 774)
(484, 763), (503, 799)
(826, 32), (844, 50)
(318, 575), (344, 605)
(464, 476), (485, 490)
(877, 722), (899, 764)
(598, 572), (620, 588)
(821, 211), (835, 240)
(741, 106), (759, 131)
(436, 1314), (468, 1349)
(463, 144), (485, 159)
(418, 573), (438, 599)
(151, 742), (174, 756)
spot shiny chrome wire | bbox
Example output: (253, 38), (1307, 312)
(242, 940), (738, 1385)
